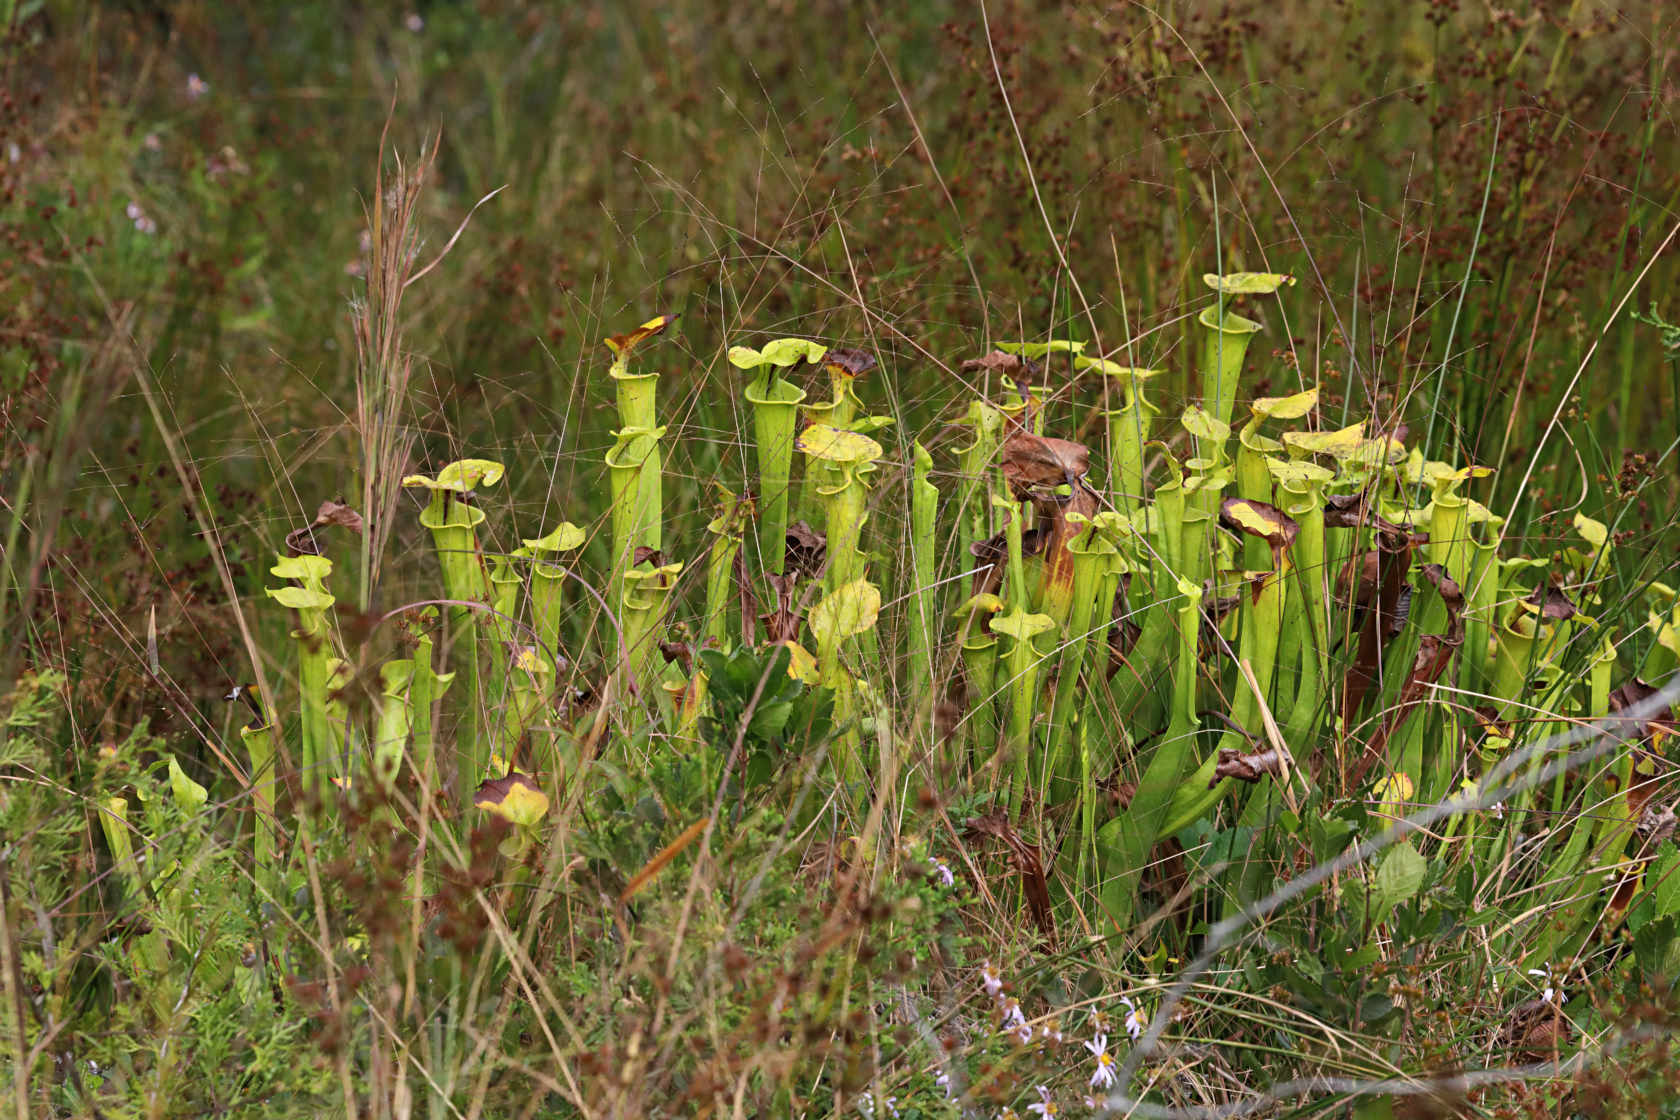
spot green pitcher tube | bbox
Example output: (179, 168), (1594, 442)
(746, 377), (806, 574)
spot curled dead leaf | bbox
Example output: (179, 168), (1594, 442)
(1526, 582), (1580, 622)
(784, 520), (827, 580)
(1211, 746), (1291, 786)
(961, 349), (1042, 382)
(285, 497), (366, 556)
(822, 347), (877, 379)
(999, 429), (1091, 496)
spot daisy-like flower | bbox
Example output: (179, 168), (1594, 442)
(1086, 1033), (1117, 1090)
(1119, 995), (1144, 1041)
(1089, 1009), (1111, 1036)
(1026, 1085), (1060, 1118)
(998, 1110), (1021, 1120)
(927, 854), (955, 887)
(998, 996), (1027, 1030)
(1038, 1017), (1063, 1044)
(1527, 965), (1563, 1005)
(981, 961), (1005, 999)
(935, 1069), (955, 1100)
(1012, 1020), (1034, 1045)
(186, 73), (209, 100)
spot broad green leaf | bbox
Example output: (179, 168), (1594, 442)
(1574, 512), (1608, 551)
(726, 345), (765, 369)
(1283, 422), (1366, 458)
(1073, 355), (1163, 380)
(168, 756), (208, 812)
(1203, 272), (1296, 294)
(403, 458), (506, 492)
(796, 424), (883, 463)
(266, 585), (335, 610)
(809, 579), (882, 647)
(782, 640), (820, 684)
(523, 522), (587, 553)
(997, 339), (1086, 358)
(989, 609), (1056, 642)
(1266, 458), (1335, 487)
(1347, 435), (1409, 469)
(1250, 386), (1319, 420)
(1418, 460), (1492, 490)
(1373, 839), (1427, 914)
(760, 337), (828, 367)
(1652, 850), (1680, 918)
(1181, 404), (1231, 444)
(270, 554), (334, 583)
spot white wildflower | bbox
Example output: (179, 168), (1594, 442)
(927, 854), (954, 887)
(1120, 995), (1144, 1041)
(998, 996), (1026, 1030)
(1026, 1085), (1060, 1118)
(1086, 1033), (1117, 1090)
(981, 960), (1004, 999)
(1527, 965), (1562, 1005)
(186, 73), (209, 100)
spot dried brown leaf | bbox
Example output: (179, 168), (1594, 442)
(822, 347), (877, 379)
(285, 497), (366, 555)
(999, 429), (1090, 495)
(1211, 747), (1290, 785)
(784, 520), (827, 580)
(960, 350), (1041, 381)
(1526, 582), (1579, 621)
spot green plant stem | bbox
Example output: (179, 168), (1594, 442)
(908, 442), (939, 708)
(746, 373), (806, 575)
(1098, 577), (1202, 928)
